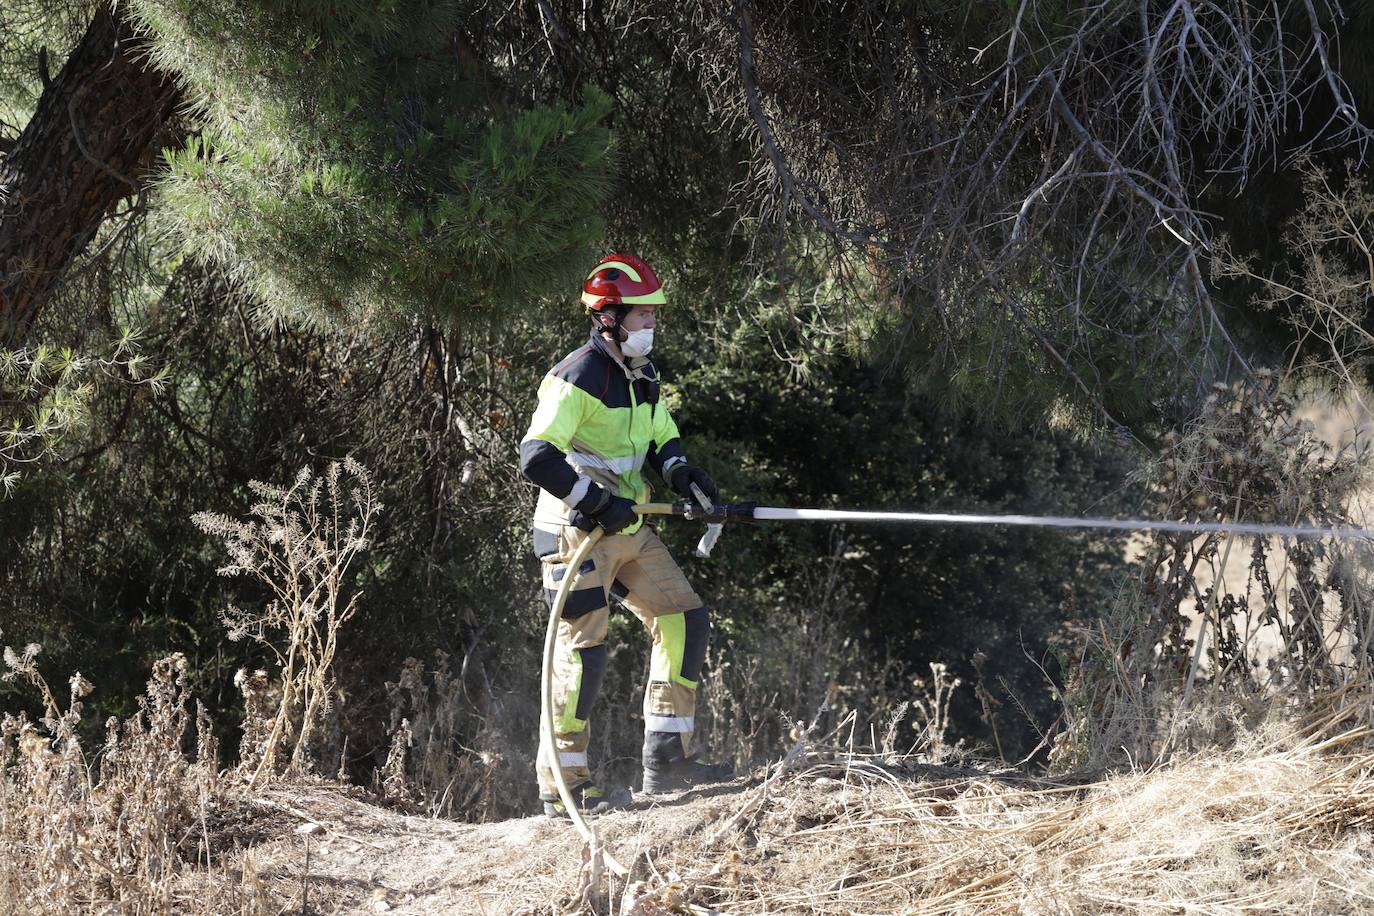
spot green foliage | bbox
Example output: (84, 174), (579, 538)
(132, 0), (615, 327)
(1, 243), (1145, 807)
(2, 0), (1202, 809)
(655, 308), (1142, 759)
(0, 252), (558, 779)
(0, 328), (168, 495)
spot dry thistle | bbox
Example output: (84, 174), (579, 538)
(0, 648), (265, 913)
(193, 459), (381, 785)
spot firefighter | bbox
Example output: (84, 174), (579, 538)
(519, 253), (735, 816)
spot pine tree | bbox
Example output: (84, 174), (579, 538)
(0, 3), (181, 348)
(131, 1), (615, 327)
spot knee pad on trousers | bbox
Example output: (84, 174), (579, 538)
(680, 607), (710, 684)
(572, 644), (608, 722)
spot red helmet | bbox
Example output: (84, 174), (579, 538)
(581, 253), (666, 313)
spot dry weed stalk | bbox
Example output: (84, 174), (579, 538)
(374, 716), (416, 808)
(908, 662), (962, 764)
(193, 458), (381, 785)
(232, 667), (276, 779)
(0, 637), (268, 914)
(1054, 375), (1374, 771)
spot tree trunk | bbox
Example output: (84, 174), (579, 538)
(0, 4), (182, 348)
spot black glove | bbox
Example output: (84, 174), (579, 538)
(571, 488), (639, 534)
(666, 462), (719, 510)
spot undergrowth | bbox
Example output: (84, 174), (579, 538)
(0, 640), (276, 914)
(6, 420), (1374, 913)
(1055, 375), (1374, 772)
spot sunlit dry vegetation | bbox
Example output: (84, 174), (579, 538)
(0, 647), (273, 914)
(8, 0), (1374, 912)
(614, 713), (1374, 915)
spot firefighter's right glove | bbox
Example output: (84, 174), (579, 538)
(572, 489), (639, 535)
(666, 462), (719, 511)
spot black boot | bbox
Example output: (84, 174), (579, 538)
(642, 755), (736, 794)
(642, 730), (734, 793)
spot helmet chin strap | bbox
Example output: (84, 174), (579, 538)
(592, 302), (630, 342)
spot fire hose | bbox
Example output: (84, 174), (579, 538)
(540, 490), (1374, 872)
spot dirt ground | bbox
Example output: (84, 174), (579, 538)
(239, 777), (760, 914)
(217, 729), (1374, 916)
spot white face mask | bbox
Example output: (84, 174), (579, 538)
(620, 326), (654, 358)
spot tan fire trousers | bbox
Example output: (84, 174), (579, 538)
(537, 523), (705, 797)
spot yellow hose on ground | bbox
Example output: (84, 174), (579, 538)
(539, 504), (676, 877)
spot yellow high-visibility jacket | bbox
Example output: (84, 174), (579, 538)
(519, 331), (686, 548)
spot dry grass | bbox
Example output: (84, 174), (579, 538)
(699, 541), (911, 773)
(618, 712), (1374, 915)
(6, 644), (1368, 913)
(0, 642), (279, 915)
(134, 698), (1369, 915)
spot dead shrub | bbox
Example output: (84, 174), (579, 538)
(378, 653), (502, 819)
(1054, 375), (1374, 771)
(193, 458), (380, 785)
(0, 636), (273, 914)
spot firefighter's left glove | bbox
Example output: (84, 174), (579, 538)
(667, 462), (719, 511)
(571, 488), (639, 535)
